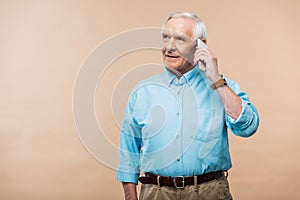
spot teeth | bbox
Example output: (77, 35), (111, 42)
(166, 55), (179, 58)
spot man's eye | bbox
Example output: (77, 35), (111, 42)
(176, 36), (185, 42)
(162, 34), (170, 39)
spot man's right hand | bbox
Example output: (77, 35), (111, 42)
(122, 182), (138, 200)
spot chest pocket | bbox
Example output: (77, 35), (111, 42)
(191, 109), (224, 142)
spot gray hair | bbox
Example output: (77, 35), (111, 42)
(163, 12), (208, 41)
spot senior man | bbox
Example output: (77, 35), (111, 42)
(116, 12), (259, 200)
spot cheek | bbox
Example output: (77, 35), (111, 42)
(178, 57), (186, 64)
(178, 45), (194, 56)
(180, 49), (195, 63)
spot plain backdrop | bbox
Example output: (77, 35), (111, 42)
(1, 0), (300, 199)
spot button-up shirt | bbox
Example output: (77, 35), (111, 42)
(116, 66), (259, 184)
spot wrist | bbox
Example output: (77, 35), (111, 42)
(211, 75), (227, 90)
(210, 74), (222, 83)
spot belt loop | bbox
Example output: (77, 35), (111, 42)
(157, 175), (161, 189)
(194, 176), (198, 192)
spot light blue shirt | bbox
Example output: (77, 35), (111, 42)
(116, 66), (259, 184)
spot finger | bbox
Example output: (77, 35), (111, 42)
(193, 52), (210, 64)
(194, 49), (212, 61)
(195, 46), (211, 53)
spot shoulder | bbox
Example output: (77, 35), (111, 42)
(126, 71), (166, 107)
(133, 72), (167, 92)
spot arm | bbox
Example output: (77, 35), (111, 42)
(215, 81), (242, 120)
(116, 91), (142, 198)
(194, 46), (242, 119)
(122, 182), (138, 200)
(194, 46), (259, 136)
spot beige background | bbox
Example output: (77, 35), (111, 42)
(1, 0), (300, 199)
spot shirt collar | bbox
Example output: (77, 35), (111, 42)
(164, 65), (202, 87)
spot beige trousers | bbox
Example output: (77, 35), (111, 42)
(139, 175), (232, 200)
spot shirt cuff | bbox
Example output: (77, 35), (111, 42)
(116, 171), (139, 184)
(227, 100), (254, 128)
(226, 100), (259, 137)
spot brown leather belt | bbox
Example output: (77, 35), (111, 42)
(138, 171), (225, 188)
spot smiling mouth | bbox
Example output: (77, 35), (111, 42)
(165, 54), (180, 58)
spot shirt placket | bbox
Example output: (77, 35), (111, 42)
(171, 78), (187, 171)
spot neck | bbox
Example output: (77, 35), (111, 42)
(167, 64), (194, 79)
(166, 67), (182, 79)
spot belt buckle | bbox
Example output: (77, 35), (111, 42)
(173, 176), (185, 189)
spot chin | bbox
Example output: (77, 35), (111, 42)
(165, 62), (180, 69)
(166, 63), (194, 74)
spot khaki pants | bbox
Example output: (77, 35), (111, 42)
(139, 175), (232, 200)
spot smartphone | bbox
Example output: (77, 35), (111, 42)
(197, 39), (208, 71)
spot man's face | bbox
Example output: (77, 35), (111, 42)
(161, 17), (196, 74)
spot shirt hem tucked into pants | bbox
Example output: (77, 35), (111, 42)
(139, 175), (233, 200)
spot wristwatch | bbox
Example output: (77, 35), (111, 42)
(211, 75), (227, 90)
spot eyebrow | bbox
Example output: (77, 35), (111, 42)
(162, 32), (190, 40)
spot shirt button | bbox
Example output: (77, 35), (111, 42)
(177, 91), (180, 95)
(176, 134), (179, 139)
(176, 157), (180, 161)
(176, 112), (180, 116)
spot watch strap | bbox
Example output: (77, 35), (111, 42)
(211, 75), (227, 90)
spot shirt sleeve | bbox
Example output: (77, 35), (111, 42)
(116, 91), (142, 184)
(225, 79), (260, 137)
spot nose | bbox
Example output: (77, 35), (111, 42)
(164, 38), (176, 52)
